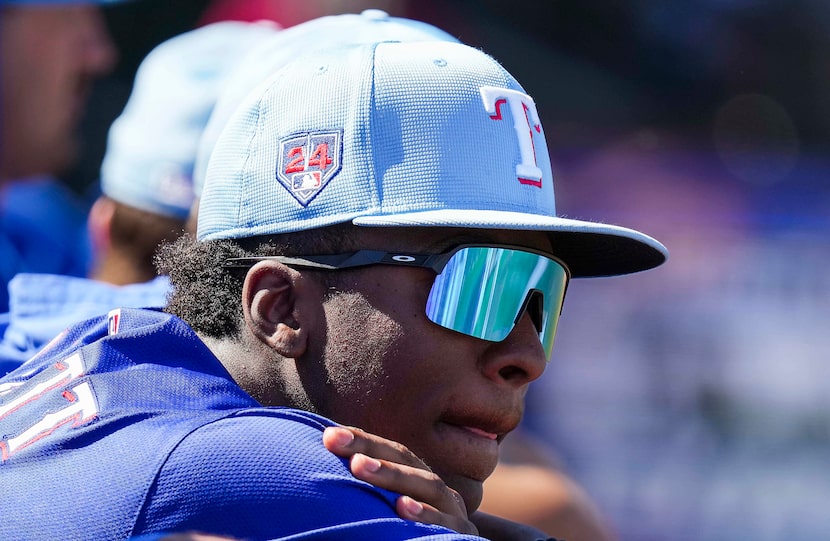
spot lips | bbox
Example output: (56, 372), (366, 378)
(432, 417), (513, 483)
(439, 408), (521, 444)
(418, 402), (524, 497)
(461, 425), (498, 440)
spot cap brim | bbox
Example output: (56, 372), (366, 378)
(353, 210), (668, 278)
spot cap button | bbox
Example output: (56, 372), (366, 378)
(360, 9), (390, 20)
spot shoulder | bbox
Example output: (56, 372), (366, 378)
(141, 409), (354, 509)
(8, 273), (170, 327)
(136, 410), (482, 541)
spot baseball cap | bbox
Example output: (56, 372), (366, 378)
(198, 39), (668, 277)
(192, 9), (458, 198)
(100, 20), (279, 220)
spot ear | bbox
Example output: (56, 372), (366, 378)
(87, 196), (115, 259)
(242, 261), (309, 359)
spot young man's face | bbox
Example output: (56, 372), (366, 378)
(307, 227), (553, 512)
(0, 5), (117, 180)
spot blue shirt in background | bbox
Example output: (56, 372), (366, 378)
(0, 274), (170, 374)
(0, 177), (92, 311)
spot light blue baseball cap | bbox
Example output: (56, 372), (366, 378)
(192, 9), (459, 198)
(198, 39), (668, 277)
(100, 20), (279, 219)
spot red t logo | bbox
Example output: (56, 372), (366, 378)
(480, 87), (544, 188)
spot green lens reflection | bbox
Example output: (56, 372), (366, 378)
(425, 246), (568, 358)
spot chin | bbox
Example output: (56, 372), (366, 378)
(443, 472), (484, 514)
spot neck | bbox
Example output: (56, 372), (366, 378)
(198, 332), (307, 410)
(89, 251), (155, 285)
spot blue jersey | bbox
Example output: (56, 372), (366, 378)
(0, 308), (484, 541)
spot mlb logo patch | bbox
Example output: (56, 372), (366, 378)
(276, 131), (343, 206)
(107, 308), (121, 335)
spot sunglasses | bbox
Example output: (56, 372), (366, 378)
(225, 244), (570, 359)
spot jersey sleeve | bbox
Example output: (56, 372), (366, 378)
(132, 409), (486, 541)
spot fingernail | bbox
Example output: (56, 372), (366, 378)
(357, 454), (381, 473)
(402, 496), (423, 516)
(327, 427), (354, 448)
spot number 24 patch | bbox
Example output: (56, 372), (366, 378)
(276, 130), (343, 206)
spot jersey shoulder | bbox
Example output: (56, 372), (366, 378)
(135, 409), (481, 540)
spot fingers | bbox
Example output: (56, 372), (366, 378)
(324, 426), (462, 514)
(397, 496), (479, 536)
(348, 452), (475, 534)
(323, 426), (426, 470)
(349, 453), (456, 510)
(322, 426), (477, 535)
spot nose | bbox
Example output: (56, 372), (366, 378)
(480, 310), (547, 387)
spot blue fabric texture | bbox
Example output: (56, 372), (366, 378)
(0, 274), (171, 371)
(0, 308), (485, 541)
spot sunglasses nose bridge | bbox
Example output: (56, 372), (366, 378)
(516, 289), (545, 334)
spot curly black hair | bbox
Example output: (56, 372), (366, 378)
(155, 223), (358, 339)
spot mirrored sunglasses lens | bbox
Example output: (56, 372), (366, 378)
(425, 247), (568, 357)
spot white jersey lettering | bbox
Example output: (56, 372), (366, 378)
(0, 353), (98, 462)
(0, 353), (85, 419)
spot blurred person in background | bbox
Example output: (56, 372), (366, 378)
(0, 0), (121, 311)
(0, 19), (279, 374)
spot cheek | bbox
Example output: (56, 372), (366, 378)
(321, 292), (405, 408)
(319, 286), (447, 426)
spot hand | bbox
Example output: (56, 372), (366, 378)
(323, 425), (478, 536)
